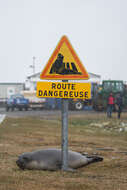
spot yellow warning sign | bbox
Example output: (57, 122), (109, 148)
(37, 82), (91, 99)
(40, 36), (89, 80)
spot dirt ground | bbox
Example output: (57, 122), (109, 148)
(0, 111), (127, 190)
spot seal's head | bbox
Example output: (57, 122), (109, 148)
(16, 153), (32, 170)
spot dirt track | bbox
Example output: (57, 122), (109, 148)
(0, 108), (98, 118)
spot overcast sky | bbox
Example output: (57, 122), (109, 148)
(0, 0), (127, 83)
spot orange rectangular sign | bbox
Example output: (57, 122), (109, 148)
(37, 82), (91, 99)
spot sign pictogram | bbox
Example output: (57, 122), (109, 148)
(40, 36), (89, 80)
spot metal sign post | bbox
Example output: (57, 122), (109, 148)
(61, 80), (69, 171)
(61, 96), (69, 170)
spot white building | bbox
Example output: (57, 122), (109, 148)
(0, 83), (25, 102)
(25, 72), (101, 91)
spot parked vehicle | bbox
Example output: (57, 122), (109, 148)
(45, 98), (92, 111)
(43, 83), (98, 111)
(68, 83), (98, 110)
(68, 98), (91, 110)
(21, 91), (46, 110)
(45, 98), (61, 110)
(6, 94), (29, 111)
(92, 80), (127, 111)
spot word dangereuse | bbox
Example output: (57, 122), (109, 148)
(37, 82), (91, 99)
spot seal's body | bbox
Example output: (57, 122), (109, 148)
(16, 148), (103, 171)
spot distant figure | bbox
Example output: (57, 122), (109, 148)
(116, 93), (123, 119)
(107, 93), (115, 118)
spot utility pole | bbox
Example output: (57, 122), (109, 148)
(30, 56), (36, 75)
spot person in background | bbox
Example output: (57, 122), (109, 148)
(107, 93), (115, 118)
(116, 93), (123, 119)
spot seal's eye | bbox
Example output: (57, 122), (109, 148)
(23, 156), (30, 162)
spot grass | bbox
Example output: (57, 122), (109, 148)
(0, 111), (127, 189)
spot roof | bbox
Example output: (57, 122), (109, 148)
(27, 72), (101, 80)
(0, 83), (25, 85)
(27, 72), (40, 79)
(88, 72), (101, 79)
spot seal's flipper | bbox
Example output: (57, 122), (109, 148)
(86, 156), (103, 164)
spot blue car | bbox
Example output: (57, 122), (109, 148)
(6, 94), (29, 111)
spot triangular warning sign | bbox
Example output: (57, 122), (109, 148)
(40, 36), (89, 80)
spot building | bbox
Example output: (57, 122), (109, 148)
(25, 72), (101, 91)
(0, 83), (25, 102)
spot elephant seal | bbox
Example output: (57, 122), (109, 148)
(16, 148), (103, 171)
